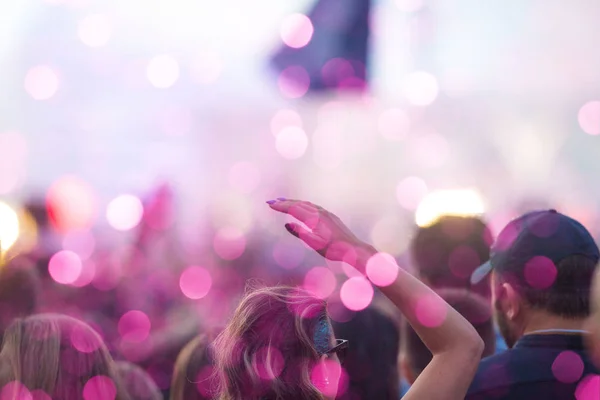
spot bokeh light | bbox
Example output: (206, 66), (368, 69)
(24, 65), (59, 100)
(575, 374), (600, 400)
(303, 267), (337, 299)
(311, 360), (342, 398)
(47, 176), (98, 232)
(0, 201), (19, 252)
(48, 250), (83, 285)
(278, 66), (310, 98)
(395, 0), (424, 12)
(415, 189), (485, 227)
(270, 109), (302, 136)
(281, 13), (314, 49)
(71, 260), (96, 288)
(70, 322), (102, 353)
(275, 126), (308, 159)
(146, 55), (180, 88)
(190, 51), (223, 84)
(179, 266), (212, 299)
(396, 176), (428, 210)
(412, 132), (450, 168)
(378, 108), (410, 141)
(106, 195), (144, 231)
(83, 376), (117, 400)
(370, 217), (406, 255)
(403, 71), (439, 106)
(340, 277), (374, 311)
(366, 252), (399, 287)
(118, 310), (151, 343)
(62, 230), (96, 261)
(415, 294), (447, 328)
(0, 381), (31, 400)
(551, 351), (584, 383)
(272, 240), (305, 269)
(228, 162), (261, 193)
(524, 256), (557, 289)
(578, 100), (600, 135)
(78, 14), (112, 48)
(253, 346), (285, 380)
(213, 227), (246, 260)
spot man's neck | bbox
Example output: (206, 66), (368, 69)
(523, 312), (586, 335)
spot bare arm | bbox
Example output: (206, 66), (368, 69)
(268, 199), (483, 400)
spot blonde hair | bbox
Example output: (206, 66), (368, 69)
(115, 361), (162, 400)
(0, 313), (130, 400)
(213, 286), (328, 400)
(170, 334), (216, 400)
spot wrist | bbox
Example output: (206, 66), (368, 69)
(353, 243), (377, 274)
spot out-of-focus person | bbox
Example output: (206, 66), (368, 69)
(116, 361), (163, 400)
(332, 306), (400, 400)
(0, 313), (130, 399)
(170, 334), (217, 400)
(466, 210), (599, 399)
(402, 288), (495, 383)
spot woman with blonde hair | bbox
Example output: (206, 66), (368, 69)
(0, 313), (130, 400)
(211, 198), (484, 400)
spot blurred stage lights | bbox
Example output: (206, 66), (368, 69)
(275, 126), (308, 159)
(280, 13), (314, 49)
(24, 65), (59, 100)
(403, 71), (439, 106)
(146, 55), (180, 88)
(106, 195), (143, 231)
(578, 101), (600, 136)
(78, 14), (112, 48)
(0, 201), (19, 252)
(415, 189), (486, 227)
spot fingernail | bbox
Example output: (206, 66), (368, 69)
(277, 197), (286, 201)
(266, 200), (276, 204)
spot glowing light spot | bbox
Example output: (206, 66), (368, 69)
(396, 177), (428, 210)
(340, 277), (373, 311)
(270, 109), (302, 136)
(47, 176), (98, 232)
(395, 0), (424, 12)
(228, 162), (260, 193)
(281, 13), (314, 49)
(311, 360), (342, 398)
(576, 374), (600, 400)
(304, 267), (337, 299)
(253, 346), (285, 380)
(213, 227), (246, 260)
(62, 230), (95, 260)
(179, 266), (212, 300)
(415, 189), (485, 227)
(48, 250), (82, 285)
(31, 390), (52, 400)
(366, 252), (399, 287)
(378, 108), (409, 141)
(71, 260), (96, 288)
(578, 101), (600, 136)
(321, 58), (354, 88)
(106, 195), (143, 231)
(190, 52), (223, 84)
(524, 256), (557, 289)
(83, 376), (117, 400)
(70, 323), (102, 353)
(415, 294), (447, 328)
(78, 14), (111, 48)
(278, 66), (310, 98)
(276, 126), (308, 159)
(272, 240), (305, 269)
(118, 310), (151, 343)
(0, 132), (27, 195)
(24, 65), (59, 100)
(0, 201), (19, 252)
(403, 71), (439, 106)
(412, 132), (449, 168)
(0, 381), (32, 400)
(370, 217), (406, 255)
(552, 351), (584, 384)
(146, 55), (179, 89)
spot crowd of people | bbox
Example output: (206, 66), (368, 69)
(1, 195), (600, 399)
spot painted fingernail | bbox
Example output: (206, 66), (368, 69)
(277, 197), (286, 201)
(266, 200), (276, 204)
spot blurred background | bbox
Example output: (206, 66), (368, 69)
(1, 0), (600, 390)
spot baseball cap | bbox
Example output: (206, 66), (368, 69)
(471, 210), (600, 285)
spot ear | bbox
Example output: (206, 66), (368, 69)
(498, 282), (521, 321)
(400, 355), (416, 385)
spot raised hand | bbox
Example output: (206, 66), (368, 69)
(267, 199), (371, 264)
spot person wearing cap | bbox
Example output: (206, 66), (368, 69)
(466, 210), (600, 399)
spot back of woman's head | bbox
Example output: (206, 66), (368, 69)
(170, 334), (217, 400)
(332, 307), (400, 400)
(213, 286), (329, 400)
(0, 313), (129, 400)
(116, 361), (162, 400)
